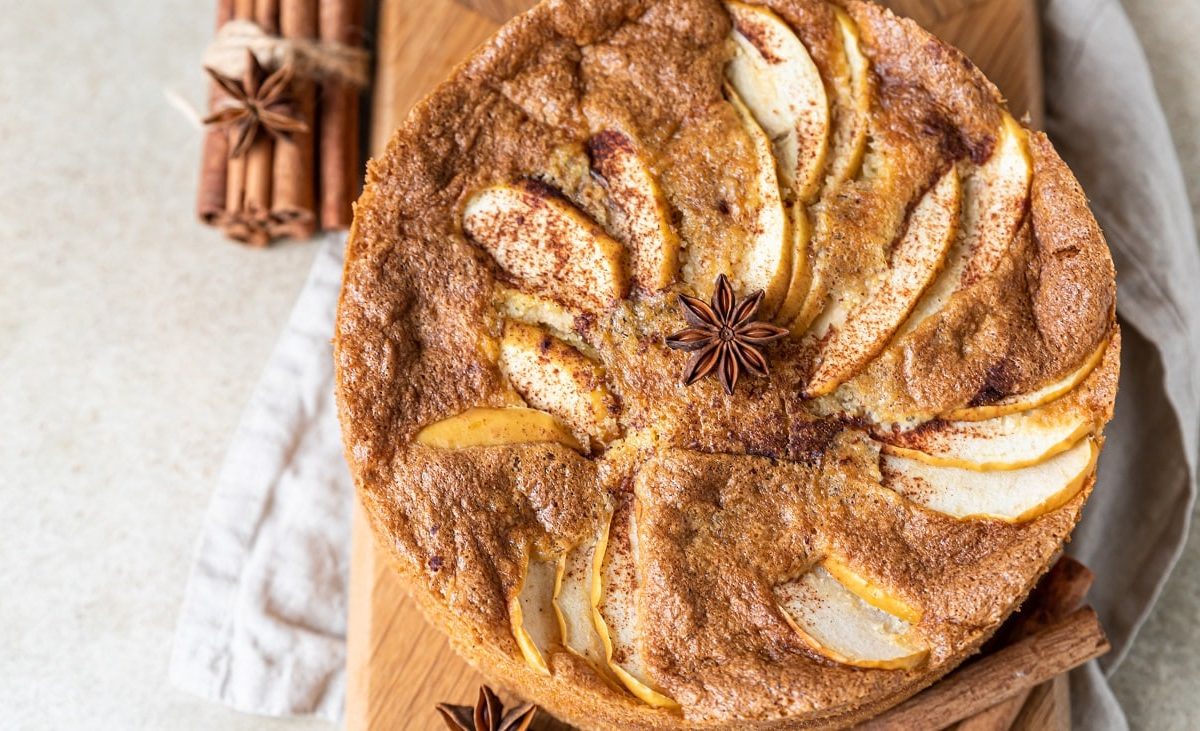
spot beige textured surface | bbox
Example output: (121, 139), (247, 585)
(0, 1), (1193, 730)
(0, 2), (324, 729)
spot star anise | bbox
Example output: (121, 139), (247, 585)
(203, 51), (308, 158)
(436, 684), (537, 731)
(665, 274), (789, 395)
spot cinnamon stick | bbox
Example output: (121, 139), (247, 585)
(1010, 674), (1071, 731)
(222, 0), (256, 241)
(197, 0), (236, 226)
(318, 0), (363, 230)
(270, 0), (318, 240)
(955, 557), (1094, 731)
(240, 0), (281, 246)
(862, 607), (1109, 731)
(954, 697), (1020, 731)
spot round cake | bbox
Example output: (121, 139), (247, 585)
(334, 0), (1119, 727)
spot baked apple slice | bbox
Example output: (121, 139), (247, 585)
(592, 499), (678, 709)
(776, 564), (928, 670)
(500, 321), (619, 445)
(879, 406), (1094, 471)
(554, 516), (619, 685)
(463, 180), (629, 312)
(902, 113), (1032, 335)
(881, 437), (1097, 522)
(959, 113), (1034, 287)
(496, 285), (582, 342)
(415, 407), (582, 452)
(725, 0), (829, 203)
(725, 85), (793, 315)
(588, 130), (680, 293)
(824, 7), (871, 189)
(821, 555), (922, 625)
(509, 554), (560, 675)
(806, 168), (961, 396)
(724, 0), (830, 321)
(945, 335), (1111, 422)
(774, 207), (813, 326)
(773, 8), (870, 325)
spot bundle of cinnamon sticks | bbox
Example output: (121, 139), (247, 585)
(197, 0), (364, 246)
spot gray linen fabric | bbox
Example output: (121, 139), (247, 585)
(1041, 0), (1200, 726)
(169, 0), (1200, 725)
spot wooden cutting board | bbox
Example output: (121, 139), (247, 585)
(346, 2), (1044, 729)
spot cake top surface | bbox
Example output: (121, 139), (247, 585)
(335, 0), (1117, 726)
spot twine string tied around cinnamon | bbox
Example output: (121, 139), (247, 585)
(203, 19), (369, 87)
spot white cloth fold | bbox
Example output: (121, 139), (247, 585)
(169, 236), (351, 722)
(170, 0), (1200, 725)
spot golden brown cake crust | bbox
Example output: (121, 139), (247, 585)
(334, 1), (1119, 727)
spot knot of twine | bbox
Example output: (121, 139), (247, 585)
(203, 19), (370, 87)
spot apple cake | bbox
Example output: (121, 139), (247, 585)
(334, 0), (1119, 727)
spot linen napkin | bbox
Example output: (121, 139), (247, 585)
(169, 0), (1200, 725)
(1040, 0), (1200, 724)
(170, 237), (351, 721)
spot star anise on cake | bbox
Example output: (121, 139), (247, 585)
(436, 685), (538, 731)
(203, 51), (308, 158)
(666, 274), (789, 395)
